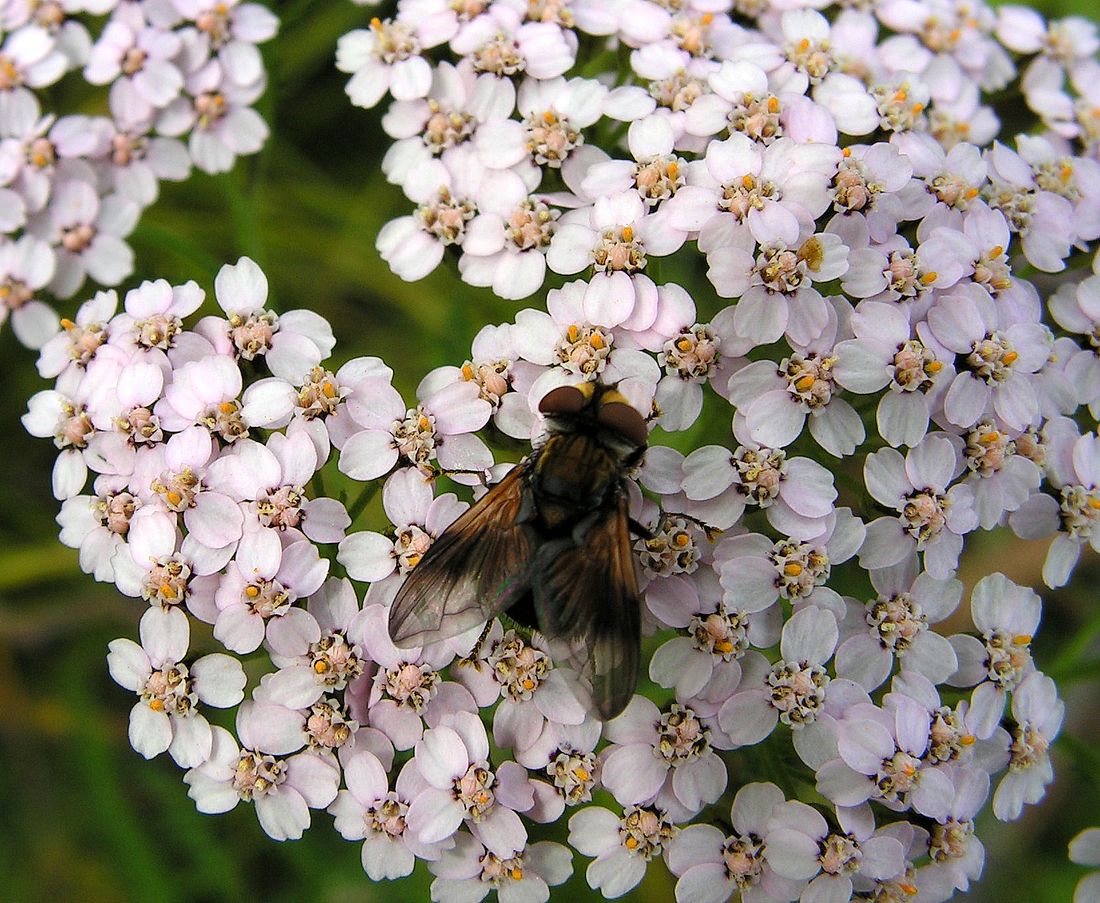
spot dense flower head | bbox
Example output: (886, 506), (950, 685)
(15, 0), (1100, 898)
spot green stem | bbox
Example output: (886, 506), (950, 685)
(347, 479), (382, 524)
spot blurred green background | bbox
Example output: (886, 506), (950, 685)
(2, 1), (1100, 900)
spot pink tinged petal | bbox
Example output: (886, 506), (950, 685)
(139, 605), (190, 665)
(910, 767), (955, 820)
(338, 531), (396, 582)
(719, 557), (780, 612)
(650, 638), (711, 698)
(215, 255), (267, 315)
(718, 690), (778, 745)
(837, 720), (895, 773)
(546, 224), (595, 274)
(858, 518), (911, 571)
(745, 391), (805, 448)
(371, 700), (424, 750)
(587, 848), (646, 898)
(127, 507), (177, 565)
(944, 374), (990, 428)
(834, 341), (890, 394)
(436, 432), (493, 472)
(808, 400), (864, 457)
(858, 836), (905, 881)
(241, 702), (306, 755)
(168, 713), (214, 768)
(263, 666), (324, 709)
(569, 807), (622, 857)
(672, 754), (726, 811)
(265, 607), (322, 658)
(255, 787), (311, 841)
(780, 605), (838, 663)
(814, 760), (871, 807)
(339, 429), (399, 480)
(300, 497), (350, 543)
(584, 271), (636, 329)
(683, 445), (734, 500)
(236, 525), (282, 575)
(278, 541), (329, 596)
(674, 864), (732, 903)
(835, 635), (892, 691)
(213, 604), (266, 653)
(472, 804), (528, 857)
(185, 491), (244, 549)
(668, 824), (724, 874)
(429, 381), (492, 433)
(416, 726), (468, 788)
(601, 744), (668, 805)
(733, 290), (787, 345)
(903, 632), (957, 685)
(1043, 534), (1081, 588)
(407, 786), (465, 843)
(864, 449), (909, 507)
(765, 827), (823, 880)
(877, 392), (929, 448)
(107, 639), (151, 691)
(129, 702), (172, 758)
(191, 653), (246, 707)
(905, 436), (955, 493)
(781, 458), (836, 518)
(287, 752), (340, 808)
(362, 834), (415, 881)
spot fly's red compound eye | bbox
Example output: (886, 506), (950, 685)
(538, 385), (589, 415)
(597, 401), (648, 447)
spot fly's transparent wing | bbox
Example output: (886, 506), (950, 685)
(388, 463), (536, 647)
(531, 494), (641, 720)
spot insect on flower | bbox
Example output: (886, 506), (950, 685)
(388, 382), (649, 720)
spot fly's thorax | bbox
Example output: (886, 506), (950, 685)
(529, 432), (625, 532)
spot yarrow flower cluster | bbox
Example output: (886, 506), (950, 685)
(0, 0), (277, 349)
(15, 0), (1100, 900)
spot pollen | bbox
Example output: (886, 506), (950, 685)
(60, 318), (76, 330)
(522, 678), (535, 690)
(911, 103), (924, 115)
(961, 734), (976, 746)
(767, 96), (780, 113)
(621, 225), (634, 242)
(322, 382), (336, 398)
(543, 110), (557, 124)
(797, 38), (810, 52)
(1089, 498), (1100, 510)
(245, 585), (261, 599)
(624, 835), (639, 849)
(573, 767), (589, 781)
(166, 490), (182, 506)
(990, 245), (1004, 257)
(741, 174), (755, 189)
(921, 272), (938, 285)
(370, 16), (382, 28)
(1013, 634), (1032, 645)
(160, 582), (177, 599)
(511, 867), (524, 880)
(926, 361), (943, 373)
(314, 660), (329, 673)
(149, 698), (165, 711)
(567, 324), (580, 342)
(784, 562), (803, 576)
(842, 147), (852, 157)
(1002, 351), (1018, 365)
(590, 331), (606, 350)
(795, 374), (815, 392)
(701, 12), (713, 24)
(219, 401), (236, 414)
(714, 639), (733, 654)
(667, 161), (679, 178)
(899, 883), (919, 896)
